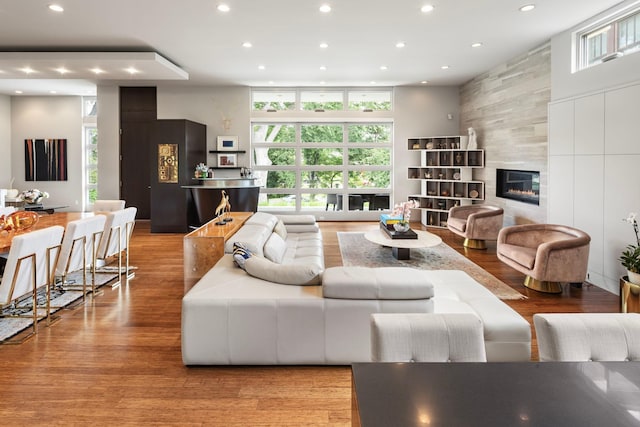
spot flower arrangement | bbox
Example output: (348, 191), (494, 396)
(18, 189), (49, 204)
(392, 199), (420, 225)
(620, 212), (640, 276)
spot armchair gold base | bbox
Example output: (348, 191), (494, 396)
(463, 238), (487, 250)
(524, 276), (563, 294)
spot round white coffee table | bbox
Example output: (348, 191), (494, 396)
(364, 228), (443, 260)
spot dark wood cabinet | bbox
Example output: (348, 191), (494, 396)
(120, 87), (157, 219)
(150, 120), (206, 232)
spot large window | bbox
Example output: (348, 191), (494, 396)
(252, 121), (392, 215)
(577, 5), (640, 70)
(83, 97), (98, 209)
(251, 88), (393, 218)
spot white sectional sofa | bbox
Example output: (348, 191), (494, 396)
(181, 212), (531, 365)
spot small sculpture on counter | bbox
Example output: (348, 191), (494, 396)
(215, 190), (232, 225)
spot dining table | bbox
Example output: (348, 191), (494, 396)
(0, 211), (93, 252)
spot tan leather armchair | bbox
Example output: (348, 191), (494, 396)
(447, 205), (504, 249)
(497, 224), (590, 294)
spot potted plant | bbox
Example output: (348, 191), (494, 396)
(620, 212), (640, 284)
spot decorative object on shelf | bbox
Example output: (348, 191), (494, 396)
(467, 127), (478, 149)
(217, 153), (237, 168)
(392, 199), (419, 232)
(195, 163), (209, 178)
(240, 167), (253, 178)
(426, 142), (434, 149)
(216, 135), (239, 151)
(469, 189), (480, 198)
(459, 135), (469, 150)
(412, 142), (420, 149)
(620, 212), (640, 284)
(18, 188), (49, 205)
(441, 189), (450, 197)
(425, 172), (432, 179)
(453, 172), (461, 180)
(455, 152), (463, 165)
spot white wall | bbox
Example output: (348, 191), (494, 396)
(0, 94), (11, 188)
(157, 85), (251, 179)
(96, 84), (460, 218)
(10, 96), (83, 210)
(393, 86), (460, 209)
(551, 0), (640, 101)
(548, 0), (640, 293)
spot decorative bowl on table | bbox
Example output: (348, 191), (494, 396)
(393, 222), (411, 233)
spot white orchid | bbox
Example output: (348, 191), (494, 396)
(392, 199), (420, 223)
(18, 189), (49, 204)
(624, 212), (639, 246)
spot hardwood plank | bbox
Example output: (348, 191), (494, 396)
(0, 220), (620, 425)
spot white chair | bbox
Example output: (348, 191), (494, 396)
(371, 313), (487, 362)
(93, 200), (125, 214)
(0, 226), (64, 342)
(534, 313), (640, 361)
(96, 207), (137, 287)
(54, 215), (106, 299)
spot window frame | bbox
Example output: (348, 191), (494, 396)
(82, 96), (97, 211)
(575, 4), (640, 71)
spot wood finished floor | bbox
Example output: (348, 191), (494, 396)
(0, 220), (620, 426)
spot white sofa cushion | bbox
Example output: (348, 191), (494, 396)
(244, 255), (322, 285)
(273, 219), (288, 240)
(264, 233), (287, 264)
(245, 211), (279, 229)
(322, 266), (434, 300)
(224, 223), (273, 256)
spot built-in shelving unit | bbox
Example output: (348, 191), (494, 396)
(407, 136), (485, 228)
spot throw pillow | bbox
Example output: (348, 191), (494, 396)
(263, 232), (287, 264)
(273, 219), (288, 241)
(244, 256), (322, 285)
(233, 242), (252, 270)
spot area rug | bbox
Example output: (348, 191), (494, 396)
(0, 269), (122, 343)
(337, 232), (526, 300)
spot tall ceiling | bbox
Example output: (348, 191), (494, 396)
(0, 0), (624, 95)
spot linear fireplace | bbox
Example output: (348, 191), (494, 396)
(496, 169), (540, 205)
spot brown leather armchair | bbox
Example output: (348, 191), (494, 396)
(496, 224), (591, 294)
(447, 205), (504, 249)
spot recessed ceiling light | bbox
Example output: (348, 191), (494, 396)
(19, 67), (35, 74)
(258, 65), (266, 70)
(49, 90), (57, 94)
(268, 81), (275, 85)
(441, 65), (450, 70)
(396, 41), (406, 48)
(242, 42), (252, 48)
(319, 42), (329, 49)
(370, 81), (377, 85)
(380, 65), (388, 71)
(217, 4), (230, 12)
(125, 67), (139, 74)
(421, 81), (429, 84)
(15, 90), (23, 94)
(55, 67), (70, 74)
(319, 4), (331, 13)
(471, 42), (483, 48)
(421, 5), (434, 13)
(48, 4), (64, 12)
(519, 4), (535, 12)
(319, 81), (326, 85)
(90, 67), (105, 74)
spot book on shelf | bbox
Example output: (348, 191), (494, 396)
(379, 221), (418, 239)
